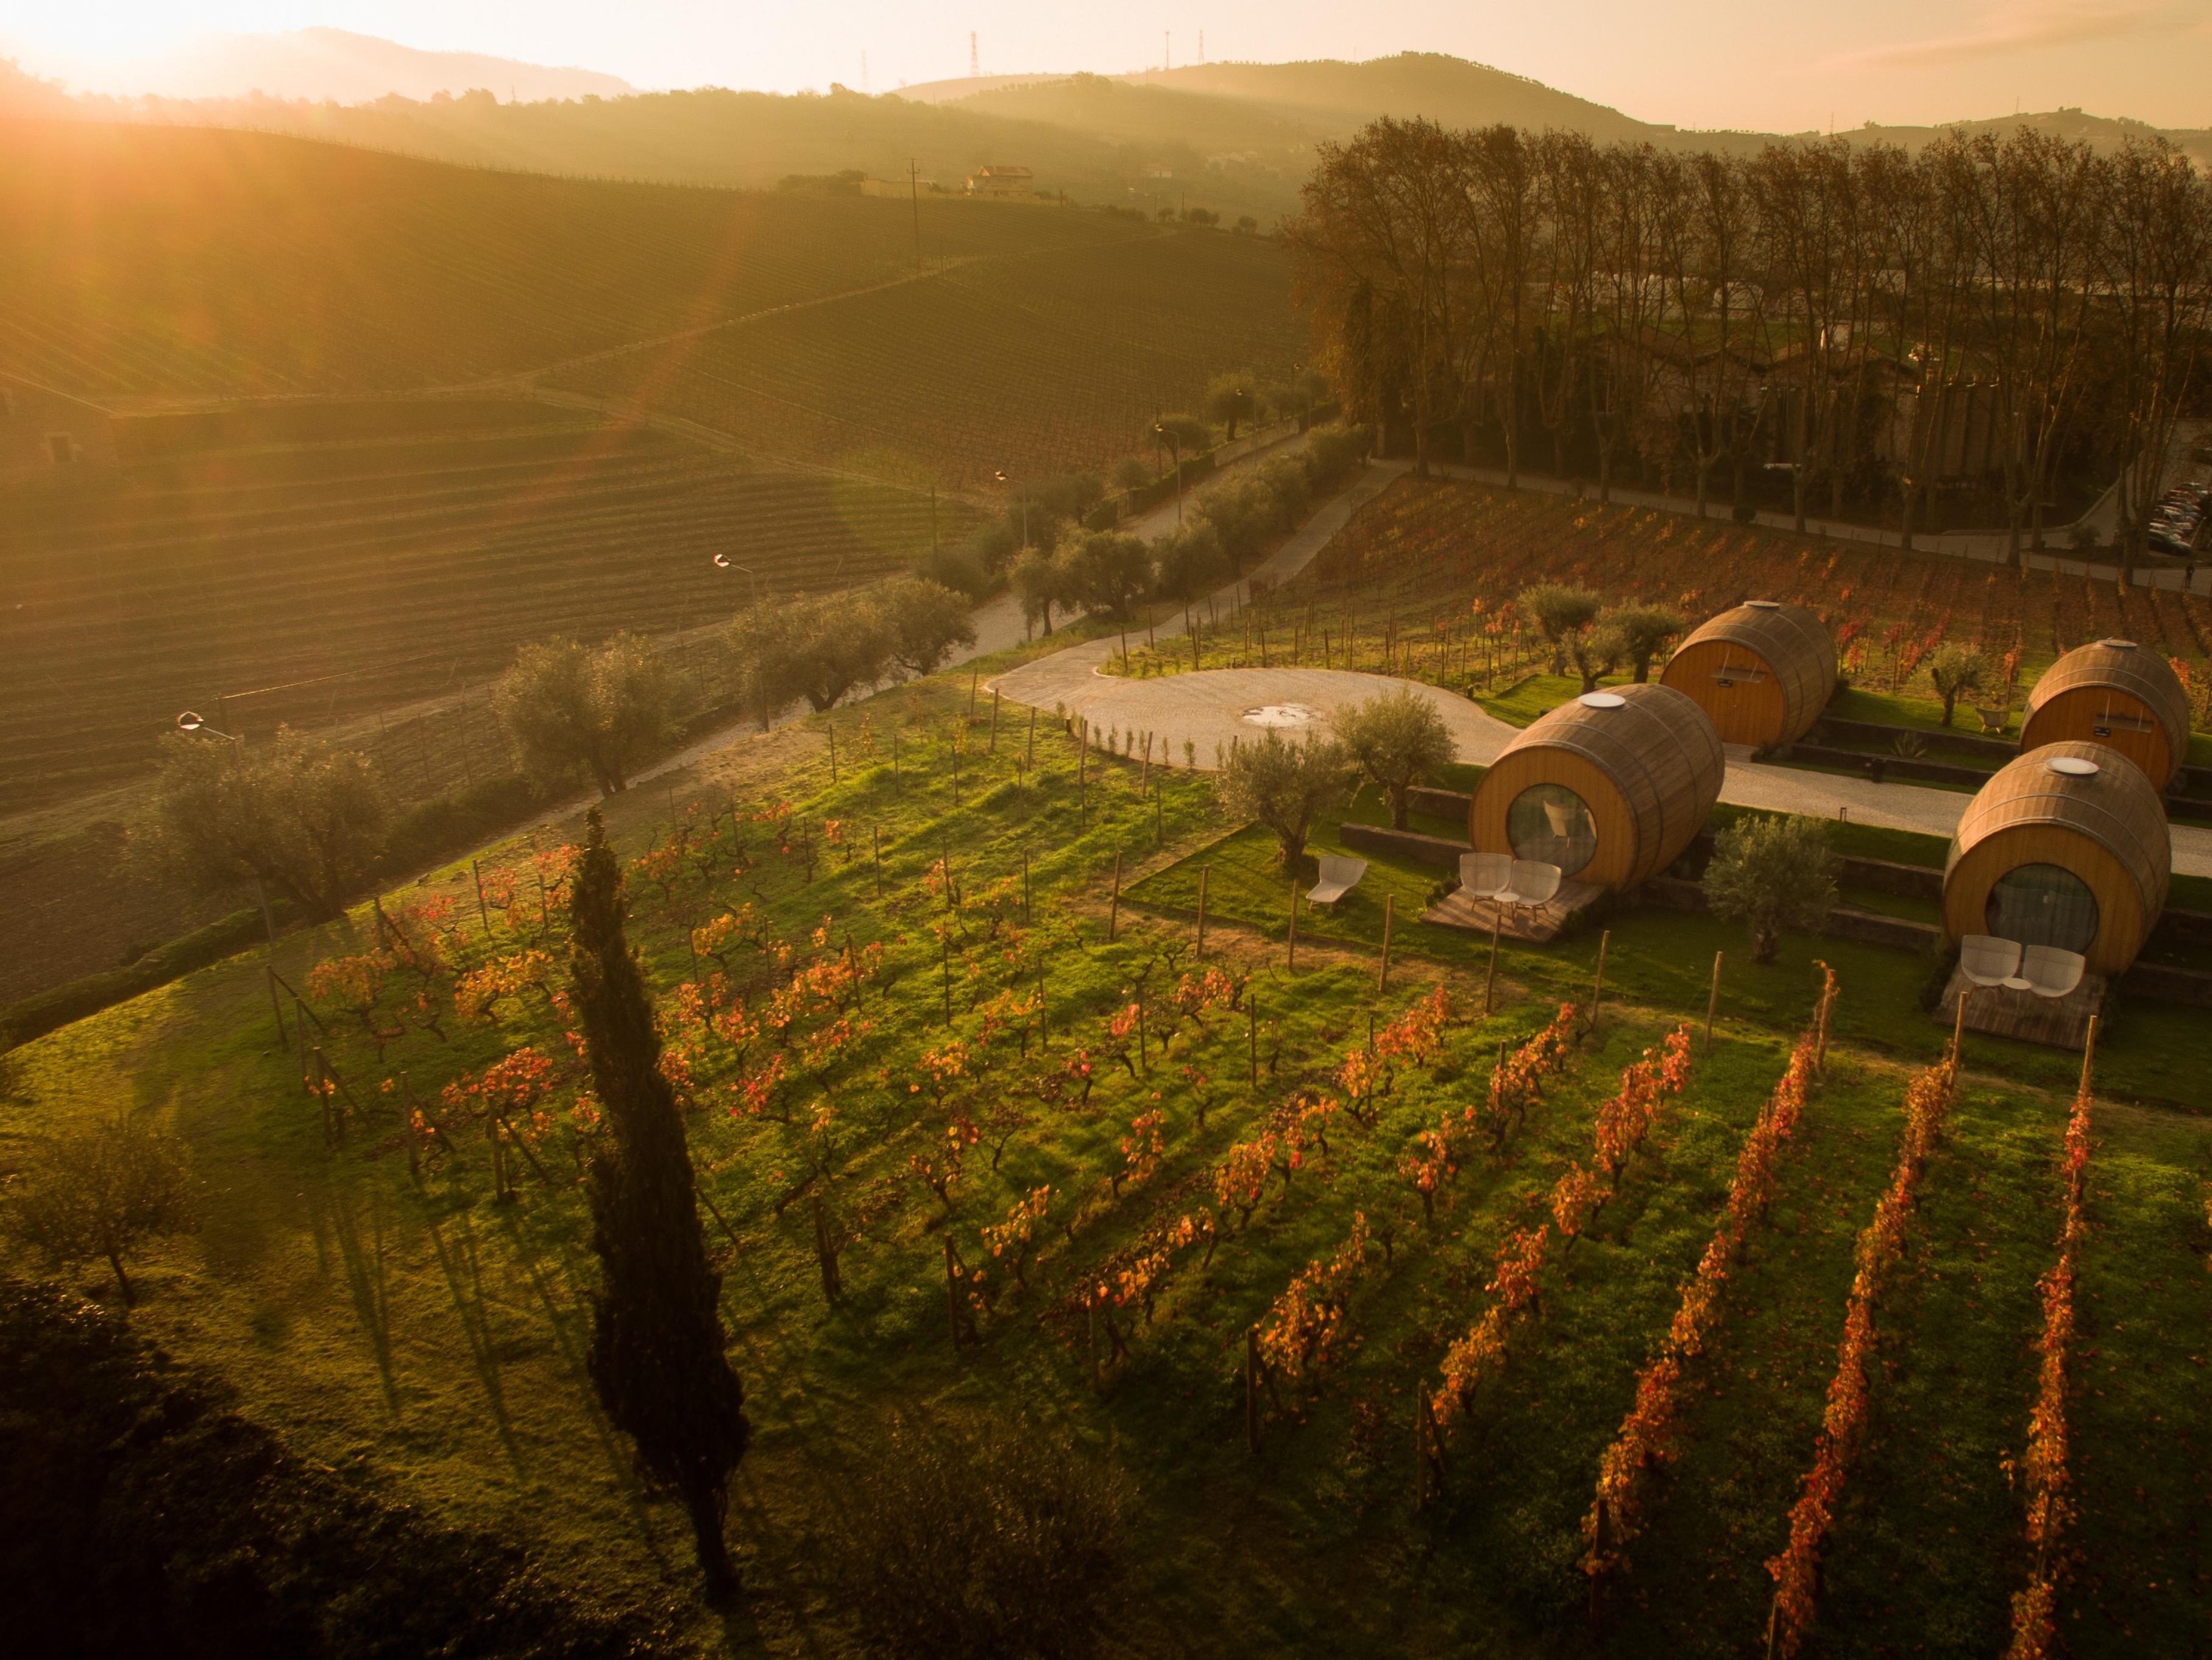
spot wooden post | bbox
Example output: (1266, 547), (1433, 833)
(470, 857), (489, 932)
(1589, 1496), (1611, 1623)
(2079, 1013), (2099, 1097)
(1484, 906), (1503, 1016)
(1109, 851), (1123, 942)
(968, 669), (979, 723)
(1026, 704), (1037, 770)
(1379, 893), (1395, 990)
(1079, 720), (1087, 822)
(1704, 951), (1723, 1052)
(1023, 848), (1032, 923)
(266, 964), (288, 1046)
(945, 1235), (963, 1352)
(1286, 879), (1300, 968)
(941, 929), (953, 1026)
(811, 1192), (841, 1304)
(1589, 929), (1610, 1035)
(990, 689), (1000, 751)
(1196, 865), (1210, 957)
(1245, 1327), (1261, 1453)
(1248, 996), (1258, 1085)
(1952, 983), (1969, 1064)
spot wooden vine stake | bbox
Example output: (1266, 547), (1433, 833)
(1026, 704), (1037, 770)
(990, 688), (1000, 751)
(1196, 865), (1210, 957)
(1483, 906), (1503, 1016)
(1704, 951), (1723, 1052)
(266, 963), (288, 1046)
(2079, 1012), (2099, 1096)
(470, 857), (489, 932)
(1952, 981), (1969, 1063)
(1378, 893), (1395, 990)
(1247, 996), (1258, 1086)
(1245, 1327), (1262, 1453)
(1588, 929), (1610, 1035)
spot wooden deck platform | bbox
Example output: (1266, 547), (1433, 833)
(1936, 965), (2105, 1051)
(1421, 878), (1605, 945)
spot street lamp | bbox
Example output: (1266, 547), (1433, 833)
(174, 711), (276, 945)
(715, 554), (768, 731)
(1152, 420), (1185, 526)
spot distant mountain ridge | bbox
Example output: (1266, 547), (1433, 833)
(21, 41), (2208, 219)
(54, 27), (633, 104)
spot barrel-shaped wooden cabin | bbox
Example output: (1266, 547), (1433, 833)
(2019, 639), (2192, 792)
(1468, 683), (1725, 890)
(1943, 741), (2171, 976)
(1659, 600), (1836, 748)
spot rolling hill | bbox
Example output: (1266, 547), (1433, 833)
(0, 121), (1300, 818)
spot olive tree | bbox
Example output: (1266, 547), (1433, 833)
(1601, 604), (1690, 681)
(1214, 731), (1352, 873)
(733, 594), (892, 716)
(1151, 522), (1225, 606)
(1204, 370), (1259, 441)
(1335, 689), (1457, 829)
(140, 727), (388, 921)
(7, 1115), (196, 1307)
(1702, 815), (1838, 963)
(1057, 531), (1153, 620)
(1517, 584), (1604, 675)
(1564, 621), (1627, 693)
(1926, 643), (1990, 728)
(1013, 547), (1074, 637)
(877, 576), (977, 677)
(495, 633), (672, 793)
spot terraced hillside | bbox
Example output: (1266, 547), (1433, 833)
(547, 221), (1303, 491)
(1, 400), (952, 807)
(0, 118), (1165, 399)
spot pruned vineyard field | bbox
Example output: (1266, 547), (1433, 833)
(0, 119), (1162, 399)
(549, 230), (1303, 491)
(1, 401), (959, 807)
(1289, 477), (2212, 722)
(7, 655), (2205, 1655)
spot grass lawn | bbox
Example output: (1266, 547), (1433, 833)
(4, 644), (2210, 1657)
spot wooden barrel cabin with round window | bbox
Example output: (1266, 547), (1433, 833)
(1467, 683), (1725, 891)
(2018, 638), (2191, 792)
(1659, 600), (1836, 748)
(1942, 741), (2171, 976)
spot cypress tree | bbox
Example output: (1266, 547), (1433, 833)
(569, 810), (750, 1600)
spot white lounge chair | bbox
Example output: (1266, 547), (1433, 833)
(1459, 851), (1514, 899)
(1501, 859), (1563, 909)
(2021, 944), (2087, 1001)
(1308, 854), (1368, 906)
(1959, 934), (2025, 989)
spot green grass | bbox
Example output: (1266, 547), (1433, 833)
(5, 643), (2211, 1655)
(1828, 686), (2014, 737)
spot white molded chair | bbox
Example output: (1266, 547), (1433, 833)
(1501, 859), (1563, 909)
(1959, 934), (2025, 989)
(1459, 851), (1514, 900)
(2021, 944), (2087, 1001)
(1308, 854), (1368, 906)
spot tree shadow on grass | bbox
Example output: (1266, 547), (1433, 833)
(314, 1174), (402, 1415)
(424, 1203), (524, 1474)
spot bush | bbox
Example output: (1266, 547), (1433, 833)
(1300, 420), (1369, 487)
(6, 1116), (196, 1306)
(828, 1413), (1132, 1660)
(494, 634), (672, 796)
(0, 907), (269, 1054)
(1517, 584), (1604, 675)
(1702, 814), (1839, 963)
(0, 1279), (661, 1658)
(377, 773), (547, 880)
(1926, 642), (1990, 727)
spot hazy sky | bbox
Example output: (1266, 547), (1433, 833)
(10, 1), (2210, 132)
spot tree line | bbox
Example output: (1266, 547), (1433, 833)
(1286, 121), (2212, 564)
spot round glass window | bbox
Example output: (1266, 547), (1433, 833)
(1506, 784), (1597, 878)
(1983, 863), (2099, 955)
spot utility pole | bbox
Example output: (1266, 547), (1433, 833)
(909, 158), (923, 271)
